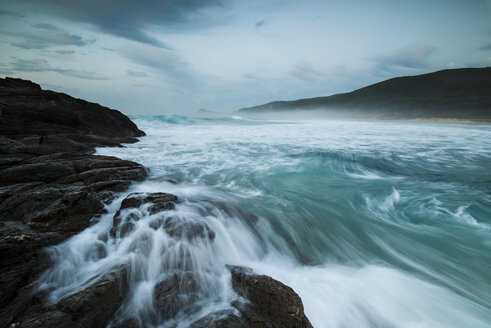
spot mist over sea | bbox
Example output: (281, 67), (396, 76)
(39, 115), (491, 327)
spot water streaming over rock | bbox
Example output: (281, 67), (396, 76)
(38, 116), (491, 327)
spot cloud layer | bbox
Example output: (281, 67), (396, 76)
(0, 0), (490, 114)
(7, 23), (91, 49)
(0, 59), (109, 80)
(5, 0), (224, 47)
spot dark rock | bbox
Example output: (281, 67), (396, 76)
(110, 192), (216, 243)
(111, 317), (140, 328)
(189, 309), (247, 328)
(0, 224), (65, 325)
(0, 77), (145, 139)
(154, 272), (199, 321)
(11, 269), (129, 328)
(149, 217), (164, 230)
(164, 216), (215, 242)
(188, 266), (313, 328)
(227, 266), (313, 328)
(111, 192), (178, 237)
(0, 77), (148, 327)
(121, 192), (178, 214)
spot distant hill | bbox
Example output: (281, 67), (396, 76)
(197, 108), (215, 114)
(195, 108), (223, 118)
(237, 67), (491, 122)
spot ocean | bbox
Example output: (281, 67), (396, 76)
(38, 115), (491, 327)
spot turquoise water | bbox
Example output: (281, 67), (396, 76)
(41, 116), (491, 327)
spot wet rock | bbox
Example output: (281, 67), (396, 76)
(154, 272), (199, 321)
(121, 192), (178, 214)
(111, 192), (178, 237)
(189, 309), (247, 328)
(11, 269), (129, 328)
(110, 192), (216, 242)
(164, 216), (215, 242)
(0, 224), (65, 325)
(160, 244), (195, 272)
(110, 317), (139, 328)
(187, 266), (313, 328)
(227, 265), (313, 328)
(149, 217), (164, 230)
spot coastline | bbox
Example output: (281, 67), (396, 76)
(236, 111), (491, 126)
(0, 77), (148, 327)
(377, 117), (491, 126)
(0, 77), (313, 328)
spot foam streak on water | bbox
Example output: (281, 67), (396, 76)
(39, 116), (491, 327)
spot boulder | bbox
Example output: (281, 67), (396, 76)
(189, 309), (247, 328)
(10, 269), (129, 328)
(154, 272), (200, 321)
(228, 265), (312, 328)
(188, 266), (313, 328)
(163, 216), (215, 242)
(111, 192), (178, 237)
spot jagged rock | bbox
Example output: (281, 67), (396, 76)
(154, 272), (199, 321)
(119, 192), (178, 214)
(0, 77), (145, 139)
(189, 309), (247, 328)
(110, 318), (139, 328)
(11, 269), (129, 328)
(110, 192), (178, 237)
(228, 266), (312, 328)
(0, 77), (148, 327)
(0, 224), (64, 325)
(163, 216), (215, 242)
(188, 266), (313, 328)
(110, 192), (217, 243)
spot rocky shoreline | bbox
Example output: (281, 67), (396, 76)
(0, 78), (312, 328)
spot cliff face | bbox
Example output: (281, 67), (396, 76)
(0, 77), (147, 327)
(238, 67), (491, 122)
(0, 77), (144, 142)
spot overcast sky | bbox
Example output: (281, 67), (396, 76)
(1, 0), (490, 115)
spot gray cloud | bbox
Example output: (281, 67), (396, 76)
(9, 59), (51, 72)
(6, 23), (91, 49)
(290, 62), (325, 83)
(3, 0), (224, 47)
(126, 70), (148, 78)
(121, 44), (201, 88)
(464, 57), (491, 68)
(372, 45), (437, 73)
(479, 43), (491, 51)
(56, 69), (108, 80)
(32, 23), (58, 31)
(0, 9), (23, 17)
(5, 58), (109, 80)
(54, 50), (76, 55)
(255, 20), (267, 28)
(0, 9), (24, 18)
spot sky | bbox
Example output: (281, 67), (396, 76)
(0, 0), (490, 115)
